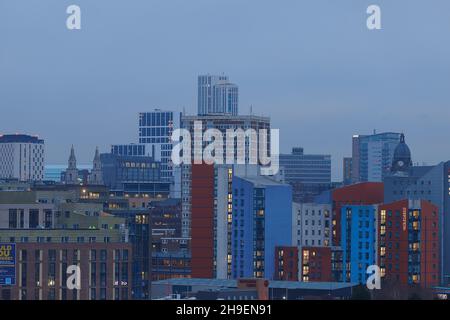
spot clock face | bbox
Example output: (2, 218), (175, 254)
(398, 160), (405, 167)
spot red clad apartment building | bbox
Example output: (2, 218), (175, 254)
(378, 199), (440, 288)
(274, 246), (299, 281)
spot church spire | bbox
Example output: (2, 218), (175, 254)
(89, 147), (103, 185)
(94, 146), (100, 161)
(65, 145), (79, 184)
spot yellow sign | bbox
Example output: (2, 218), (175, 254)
(0, 244), (14, 262)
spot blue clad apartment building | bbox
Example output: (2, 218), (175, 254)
(231, 175), (292, 280)
(341, 205), (378, 284)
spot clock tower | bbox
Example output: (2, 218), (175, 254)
(391, 133), (412, 174)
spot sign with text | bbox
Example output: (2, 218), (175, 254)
(0, 243), (16, 286)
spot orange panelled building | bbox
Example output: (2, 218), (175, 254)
(274, 246), (299, 281)
(300, 246), (332, 282)
(190, 164), (215, 278)
(378, 199), (440, 287)
(332, 182), (384, 246)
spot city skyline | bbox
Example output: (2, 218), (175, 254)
(1, 1), (450, 181)
(2, 0), (450, 304)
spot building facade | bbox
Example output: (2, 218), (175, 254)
(343, 157), (353, 185)
(231, 175), (292, 280)
(332, 182), (384, 246)
(292, 202), (332, 248)
(198, 75), (238, 116)
(138, 110), (181, 182)
(341, 205), (378, 284)
(111, 144), (146, 157)
(280, 147), (331, 202)
(351, 132), (401, 183)
(0, 134), (45, 182)
(0, 239), (132, 300)
(0, 190), (131, 300)
(100, 153), (170, 198)
(274, 246), (299, 281)
(383, 134), (450, 284)
(180, 114), (271, 240)
(300, 246), (332, 282)
(378, 199), (440, 288)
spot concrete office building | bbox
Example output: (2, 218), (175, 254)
(0, 191), (131, 300)
(0, 232), (131, 300)
(180, 113), (271, 240)
(0, 134), (45, 182)
(280, 147), (331, 203)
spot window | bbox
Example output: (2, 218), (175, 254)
(48, 250), (56, 262)
(9, 209), (17, 228)
(100, 250), (107, 261)
(44, 210), (52, 228)
(29, 209), (39, 228)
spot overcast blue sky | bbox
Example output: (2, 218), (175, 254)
(1, 0), (450, 180)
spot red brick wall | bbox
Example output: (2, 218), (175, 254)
(379, 199), (409, 285)
(379, 199), (440, 288)
(301, 246), (332, 282)
(4, 242), (132, 300)
(420, 200), (440, 287)
(274, 246), (299, 281)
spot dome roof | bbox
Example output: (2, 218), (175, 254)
(391, 133), (412, 173)
(393, 134), (411, 160)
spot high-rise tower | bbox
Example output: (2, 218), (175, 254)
(198, 75), (238, 116)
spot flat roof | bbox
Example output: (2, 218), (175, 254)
(236, 175), (287, 187)
(0, 134), (44, 144)
(181, 114), (270, 121)
(152, 278), (358, 290)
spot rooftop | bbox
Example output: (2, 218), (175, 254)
(237, 175), (287, 187)
(152, 278), (358, 290)
(0, 134), (44, 144)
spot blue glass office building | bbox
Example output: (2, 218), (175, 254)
(231, 175), (292, 280)
(341, 205), (377, 284)
(100, 153), (170, 197)
(138, 110), (181, 182)
(351, 132), (401, 183)
(111, 144), (145, 157)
